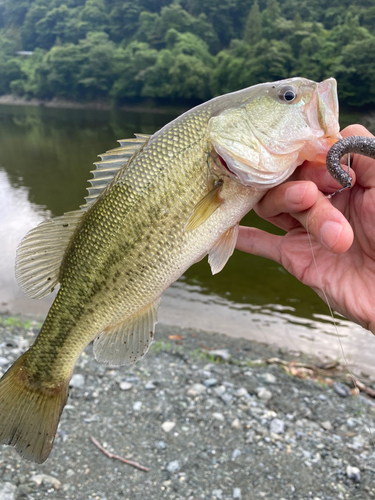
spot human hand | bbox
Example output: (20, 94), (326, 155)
(236, 124), (375, 333)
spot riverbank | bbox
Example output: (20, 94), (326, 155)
(0, 94), (189, 115)
(0, 314), (374, 500)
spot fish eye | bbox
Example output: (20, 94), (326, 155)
(278, 86), (298, 103)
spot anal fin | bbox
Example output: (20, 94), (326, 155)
(185, 181), (223, 232)
(208, 224), (239, 275)
(93, 298), (161, 366)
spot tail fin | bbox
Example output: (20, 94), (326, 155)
(0, 354), (69, 463)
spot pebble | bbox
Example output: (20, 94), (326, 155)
(233, 487), (242, 499)
(346, 465), (361, 482)
(0, 482), (17, 500)
(256, 387), (272, 401)
(161, 421), (176, 433)
(270, 418), (285, 434)
(0, 357), (10, 366)
(29, 474), (62, 490)
(321, 420), (332, 431)
(203, 378), (218, 387)
(133, 401), (142, 411)
(333, 382), (351, 397)
(187, 383), (206, 396)
(214, 385), (226, 397)
(231, 418), (242, 430)
(69, 374), (85, 388)
(144, 381), (156, 390)
(119, 381), (132, 391)
(166, 460), (180, 473)
(258, 372), (277, 384)
(212, 489), (223, 500)
(212, 412), (225, 422)
(232, 448), (242, 460)
(157, 440), (167, 450)
(208, 349), (231, 361)
(234, 387), (250, 398)
(220, 393), (233, 404)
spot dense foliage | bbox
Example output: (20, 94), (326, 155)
(0, 0), (374, 107)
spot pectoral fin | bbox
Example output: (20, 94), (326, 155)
(93, 298), (161, 366)
(185, 181), (223, 232)
(208, 224), (239, 275)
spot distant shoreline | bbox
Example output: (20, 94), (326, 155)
(0, 94), (191, 115)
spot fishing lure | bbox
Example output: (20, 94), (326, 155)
(326, 135), (375, 189)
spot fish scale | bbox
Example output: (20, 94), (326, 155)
(0, 77), (341, 462)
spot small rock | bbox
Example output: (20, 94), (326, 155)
(133, 401), (142, 411)
(234, 387), (250, 398)
(166, 460), (180, 473)
(212, 412), (225, 422)
(0, 482), (17, 500)
(69, 374), (85, 388)
(0, 357), (10, 367)
(30, 474), (61, 490)
(233, 487), (242, 499)
(203, 378), (218, 387)
(162, 421), (176, 433)
(212, 489), (223, 500)
(346, 465), (361, 482)
(221, 393), (233, 405)
(270, 418), (285, 434)
(209, 349), (231, 361)
(231, 418), (242, 430)
(144, 381), (156, 390)
(214, 385), (226, 397)
(157, 440), (167, 450)
(321, 420), (332, 431)
(256, 388), (272, 401)
(16, 484), (30, 497)
(333, 382), (351, 397)
(258, 373), (277, 384)
(119, 381), (132, 391)
(232, 448), (242, 460)
(187, 383), (206, 396)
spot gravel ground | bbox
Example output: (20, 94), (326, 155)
(0, 314), (375, 500)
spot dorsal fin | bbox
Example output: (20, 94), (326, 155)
(15, 210), (84, 299)
(81, 134), (150, 209)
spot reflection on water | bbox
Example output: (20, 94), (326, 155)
(0, 104), (374, 375)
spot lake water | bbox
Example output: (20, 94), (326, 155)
(0, 104), (374, 376)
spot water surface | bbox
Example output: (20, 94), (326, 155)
(0, 104), (374, 375)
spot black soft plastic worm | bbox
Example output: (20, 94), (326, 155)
(326, 136), (375, 189)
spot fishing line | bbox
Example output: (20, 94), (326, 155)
(305, 155), (374, 443)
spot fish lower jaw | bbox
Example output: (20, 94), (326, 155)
(226, 161), (297, 188)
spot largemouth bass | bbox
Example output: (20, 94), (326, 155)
(0, 77), (340, 463)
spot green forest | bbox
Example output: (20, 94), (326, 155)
(0, 0), (375, 107)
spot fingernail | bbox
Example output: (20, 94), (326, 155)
(320, 221), (343, 249)
(285, 183), (307, 204)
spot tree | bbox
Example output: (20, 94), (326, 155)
(142, 29), (214, 100)
(243, 0), (262, 45)
(110, 41), (158, 100)
(334, 37), (375, 106)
